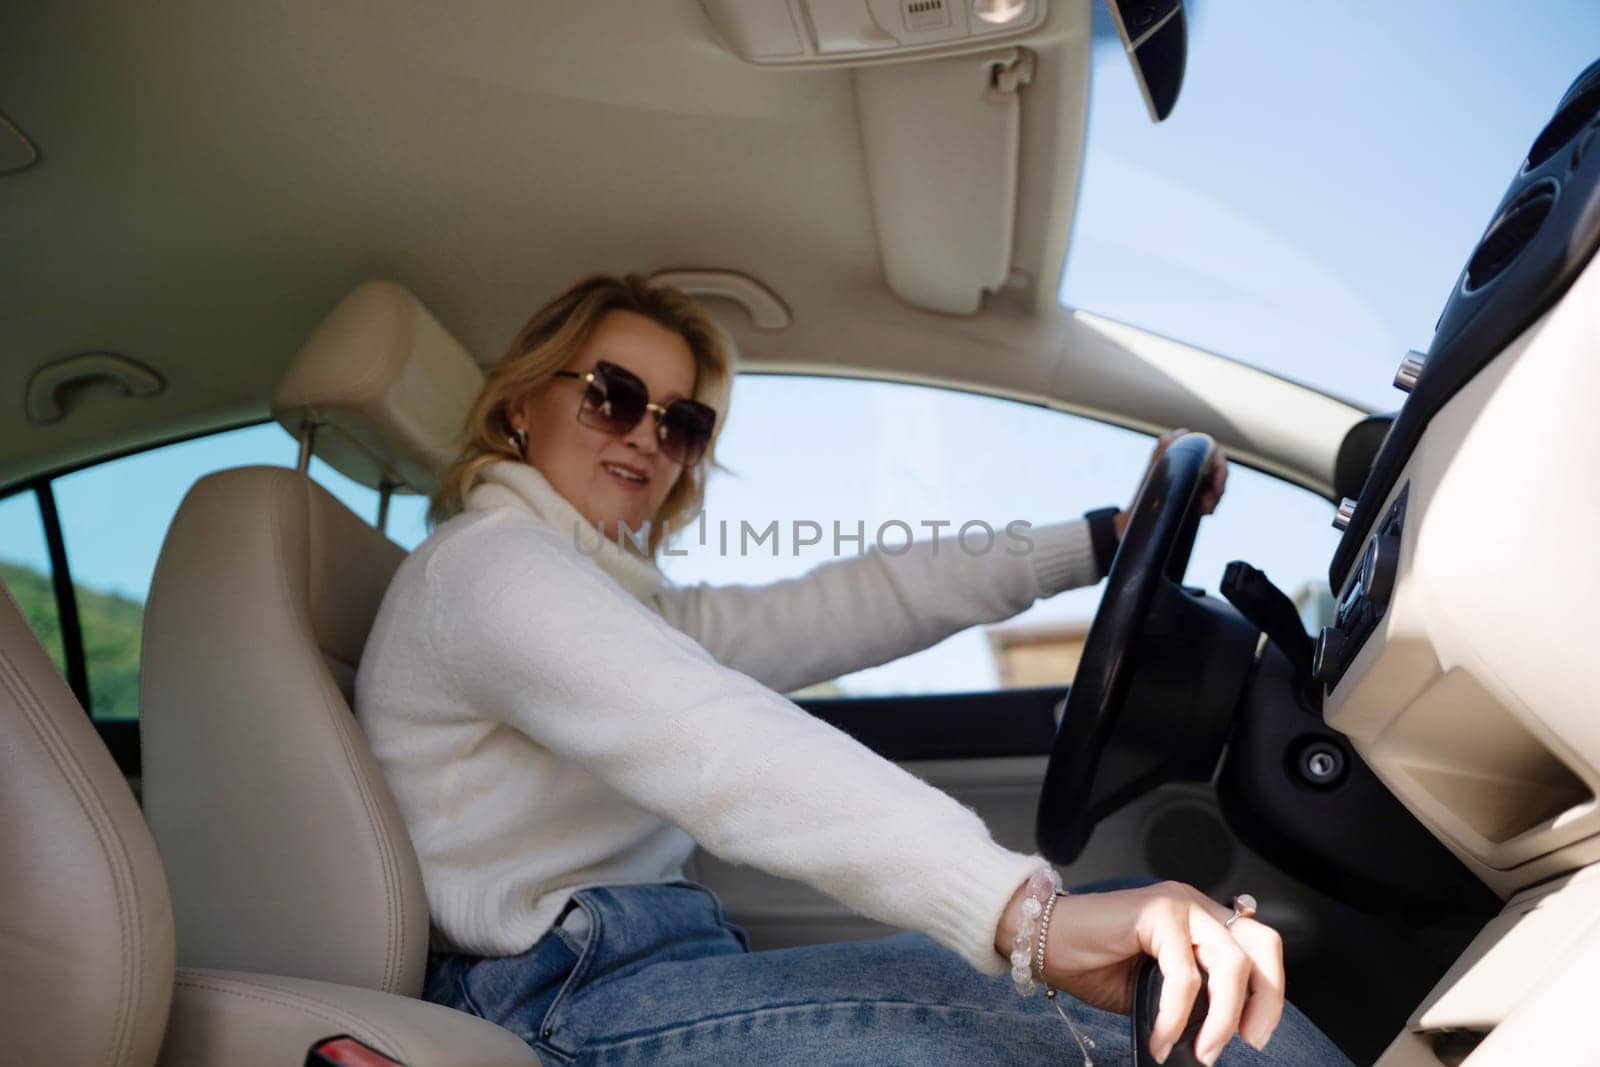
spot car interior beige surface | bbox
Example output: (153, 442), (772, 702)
(3, 3), (1596, 1064)
(272, 280), (487, 500)
(0, 0), (1361, 499)
(0, 580), (174, 1067)
(135, 288), (542, 1063)
(161, 969), (536, 1067)
(0, 561), (537, 1066)
(139, 281), (492, 994)
(142, 468), (425, 989)
(1335, 253), (1600, 1065)
(1327, 252), (1600, 888)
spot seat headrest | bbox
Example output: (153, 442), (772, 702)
(272, 281), (484, 495)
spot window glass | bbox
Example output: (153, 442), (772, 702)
(51, 423), (295, 719)
(1065, 3), (1600, 408)
(0, 488), (66, 677)
(302, 456), (430, 551)
(657, 375), (1339, 697)
(382, 491), (431, 551)
(36, 420), (429, 720)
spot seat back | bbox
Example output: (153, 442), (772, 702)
(0, 580), (174, 1066)
(141, 466), (428, 993)
(139, 281), (483, 995)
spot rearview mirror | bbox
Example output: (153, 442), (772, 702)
(1103, 0), (1188, 121)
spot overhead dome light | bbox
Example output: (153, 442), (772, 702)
(973, 0), (1028, 25)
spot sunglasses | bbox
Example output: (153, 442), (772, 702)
(551, 360), (717, 467)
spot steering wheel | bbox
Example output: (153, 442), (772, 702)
(1036, 432), (1245, 863)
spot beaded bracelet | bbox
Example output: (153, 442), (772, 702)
(1037, 890), (1097, 1067)
(1009, 869), (1097, 1067)
(1007, 866), (1061, 996)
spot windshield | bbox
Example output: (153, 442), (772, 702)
(1062, 2), (1600, 410)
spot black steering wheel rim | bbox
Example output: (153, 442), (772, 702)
(1036, 432), (1216, 863)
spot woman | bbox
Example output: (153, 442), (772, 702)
(354, 274), (1352, 1066)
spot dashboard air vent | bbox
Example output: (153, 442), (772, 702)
(1525, 72), (1600, 171)
(1464, 180), (1557, 293)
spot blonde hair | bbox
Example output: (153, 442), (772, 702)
(429, 273), (735, 555)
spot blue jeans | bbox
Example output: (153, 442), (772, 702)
(422, 878), (1354, 1065)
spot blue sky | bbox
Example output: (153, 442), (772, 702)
(1069, 1), (1600, 410)
(3, 4), (1595, 695)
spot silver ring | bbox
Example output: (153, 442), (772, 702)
(1225, 893), (1257, 928)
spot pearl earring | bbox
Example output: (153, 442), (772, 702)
(508, 426), (527, 452)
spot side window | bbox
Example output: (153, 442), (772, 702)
(301, 458), (431, 552)
(44, 422), (434, 721)
(379, 490), (430, 551)
(0, 488), (66, 676)
(1189, 467), (1342, 634)
(50, 423), (295, 719)
(658, 375), (1340, 697)
(46, 422), (434, 720)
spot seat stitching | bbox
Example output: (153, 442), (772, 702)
(0, 644), (144, 1067)
(173, 975), (407, 1060)
(273, 472), (405, 991)
(270, 471), (401, 990)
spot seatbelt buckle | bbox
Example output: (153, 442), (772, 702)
(305, 1035), (406, 1067)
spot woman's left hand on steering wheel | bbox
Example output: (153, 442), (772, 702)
(1114, 428), (1230, 540)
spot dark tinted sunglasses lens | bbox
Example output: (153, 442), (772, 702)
(580, 363), (647, 433)
(661, 401), (716, 465)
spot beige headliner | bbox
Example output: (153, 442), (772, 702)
(0, 1), (1363, 493)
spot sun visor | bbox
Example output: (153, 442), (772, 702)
(854, 48), (1030, 314)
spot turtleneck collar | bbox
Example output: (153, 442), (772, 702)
(464, 459), (666, 602)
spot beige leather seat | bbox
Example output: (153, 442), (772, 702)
(136, 281), (537, 1064)
(0, 580), (174, 1067)
(0, 561), (534, 1067)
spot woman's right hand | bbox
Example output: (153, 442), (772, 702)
(999, 879), (1284, 1065)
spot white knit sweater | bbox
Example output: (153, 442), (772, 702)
(354, 459), (1104, 975)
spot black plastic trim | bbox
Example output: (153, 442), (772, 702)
(1218, 643), (1498, 923)
(1322, 487), (1408, 691)
(1525, 66), (1600, 171)
(795, 686), (1065, 762)
(1084, 505), (1122, 579)
(1332, 414), (1394, 504)
(96, 719), (141, 779)
(34, 480), (90, 711)
(1330, 58), (1600, 591)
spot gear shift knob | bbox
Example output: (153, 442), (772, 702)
(1133, 955), (1208, 1066)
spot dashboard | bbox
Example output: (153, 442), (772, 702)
(1317, 59), (1600, 900)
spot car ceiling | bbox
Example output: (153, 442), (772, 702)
(0, 1), (1106, 485)
(3, 3), (1357, 495)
